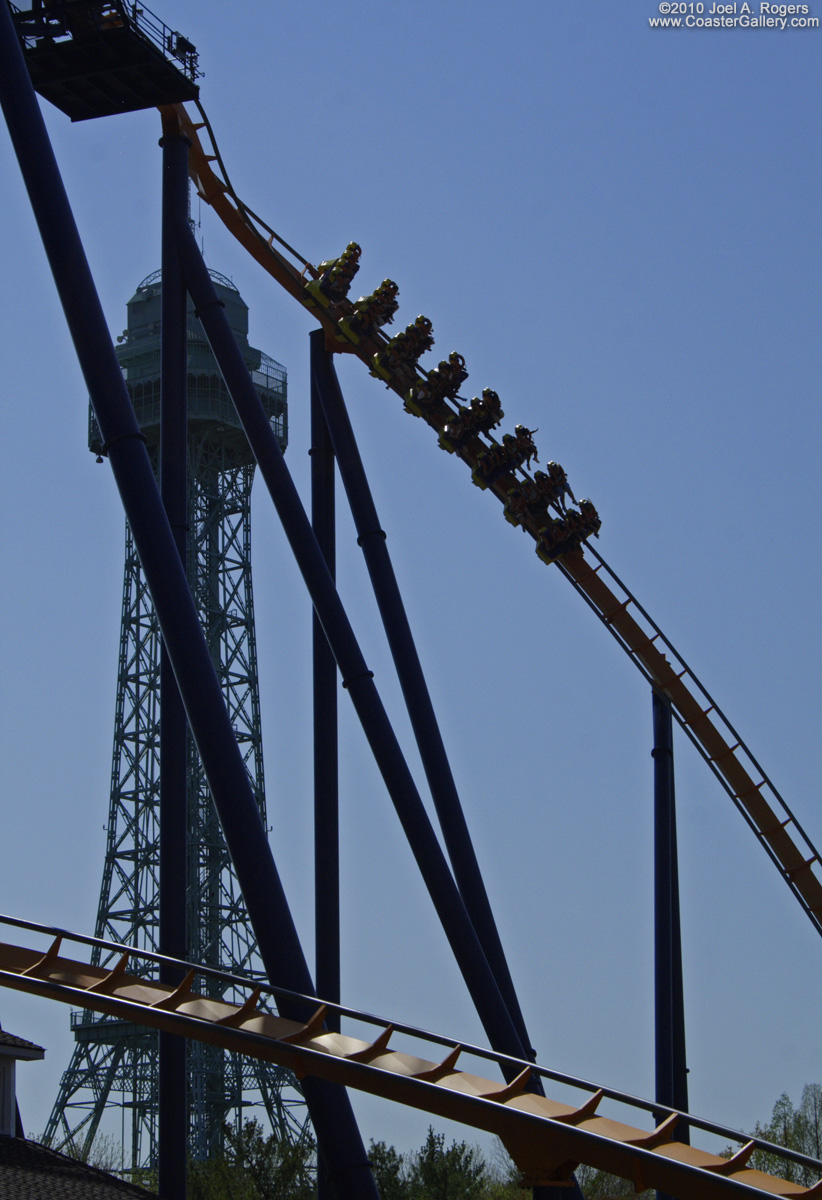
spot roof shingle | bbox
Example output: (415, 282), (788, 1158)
(0, 1031), (45, 1055)
(0, 1137), (158, 1199)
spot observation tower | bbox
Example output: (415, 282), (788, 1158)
(44, 269), (299, 1172)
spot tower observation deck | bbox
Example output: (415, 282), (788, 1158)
(47, 270), (300, 1174)
(9, 0), (200, 121)
(91, 268), (287, 461)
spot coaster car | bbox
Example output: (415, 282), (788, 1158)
(372, 315), (434, 383)
(337, 279), (399, 343)
(502, 424), (538, 470)
(405, 352), (467, 416)
(304, 242), (361, 308)
(439, 388), (504, 451)
(535, 499), (601, 563)
(538, 462), (575, 511)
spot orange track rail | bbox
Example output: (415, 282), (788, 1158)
(1, 931), (819, 1199)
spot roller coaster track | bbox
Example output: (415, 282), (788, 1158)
(166, 102), (822, 940)
(1, 918), (820, 1199)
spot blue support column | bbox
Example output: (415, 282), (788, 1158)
(310, 333), (340, 1200)
(310, 343), (533, 1059)
(652, 688), (690, 1200)
(310, 333), (341, 1035)
(158, 124), (191, 1200)
(0, 22), (378, 1200)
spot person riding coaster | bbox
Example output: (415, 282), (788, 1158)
(502, 424), (538, 470)
(372, 315), (435, 383)
(304, 241), (362, 308)
(473, 430), (532, 486)
(337, 279), (399, 343)
(439, 387), (505, 449)
(433, 351), (468, 396)
(385, 315), (434, 364)
(404, 351), (467, 416)
(578, 498), (601, 537)
(503, 479), (546, 526)
(535, 498), (601, 563)
(537, 462), (575, 512)
(535, 518), (571, 563)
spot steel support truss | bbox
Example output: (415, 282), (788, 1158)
(44, 422), (305, 1176)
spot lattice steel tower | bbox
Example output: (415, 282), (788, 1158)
(45, 269), (302, 1172)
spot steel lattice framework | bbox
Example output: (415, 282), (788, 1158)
(43, 270), (305, 1173)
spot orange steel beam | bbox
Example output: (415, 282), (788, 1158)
(0, 935), (819, 1200)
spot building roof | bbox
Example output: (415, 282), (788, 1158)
(0, 1031), (45, 1057)
(0, 1137), (158, 1199)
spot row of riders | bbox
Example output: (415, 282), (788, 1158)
(305, 244), (601, 562)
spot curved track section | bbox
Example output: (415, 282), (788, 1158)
(167, 104), (822, 938)
(1, 921), (820, 1200)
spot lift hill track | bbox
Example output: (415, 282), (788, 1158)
(0, 919), (820, 1200)
(167, 102), (822, 938)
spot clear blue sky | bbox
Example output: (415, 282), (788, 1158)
(1, 0), (820, 1161)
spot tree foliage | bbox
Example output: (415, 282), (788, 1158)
(368, 1139), (409, 1200)
(407, 1128), (490, 1200)
(367, 1129), (501, 1200)
(732, 1083), (822, 1187)
(572, 1164), (651, 1198)
(188, 1124), (511, 1200)
(188, 1119), (316, 1200)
